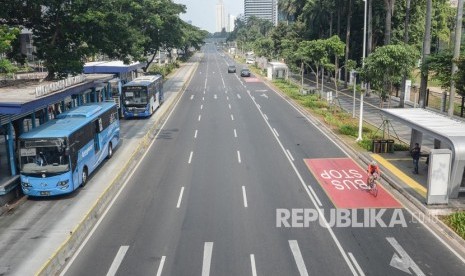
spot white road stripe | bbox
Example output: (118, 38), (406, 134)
(234, 129), (237, 138)
(386, 237), (425, 275)
(242, 186), (248, 207)
(201, 104), (203, 110)
(257, 104), (261, 109)
(225, 90), (228, 94)
(286, 149), (295, 161)
(202, 242), (214, 276)
(156, 256), (166, 276)
(273, 128), (280, 137)
(188, 151), (193, 164)
(307, 185), (322, 207)
(202, 97), (205, 101)
(231, 114), (234, 121)
(203, 90), (206, 94)
(106, 246), (129, 276)
(190, 95), (194, 100)
(289, 240), (309, 276)
(251, 96), (255, 100)
(227, 96), (229, 100)
(198, 115), (202, 121)
(348, 252), (365, 276)
(229, 104), (231, 109)
(176, 187), (185, 208)
(194, 129), (198, 138)
(237, 94), (241, 99)
(214, 94), (217, 99)
(250, 254), (257, 276)
(237, 150), (242, 163)
(263, 114), (268, 120)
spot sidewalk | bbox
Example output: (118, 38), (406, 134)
(288, 72), (465, 211)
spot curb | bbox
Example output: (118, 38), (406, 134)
(255, 72), (465, 258)
(36, 58), (200, 276)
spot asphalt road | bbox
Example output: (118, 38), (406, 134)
(60, 45), (465, 276)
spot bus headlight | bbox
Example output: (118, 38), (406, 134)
(57, 180), (69, 189)
(21, 182), (32, 188)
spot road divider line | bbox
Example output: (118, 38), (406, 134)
(194, 130), (198, 139)
(198, 115), (202, 121)
(176, 187), (185, 208)
(242, 186), (248, 207)
(237, 94), (241, 99)
(237, 150), (242, 163)
(201, 104), (203, 110)
(234, 129), (237, 138)
(286, 149), (295, 161)
(202, 242), (214, 276)
(288, 240), (309, 276)
(263, 114), (268, 120)
(106, 246), (129, 276)
(190, 95), (194, 100)
(188, 151), (193, 164)
(348, 252), (365, 276)
(307, 185), (322, 207)
(273, 128), (280, 137)
(250, 254), (257, 276)
(257, 104), (261, 109)
(227, 96), (229, 101)
(229, 104), (231, 109)
(214, 94), (217, 99)
(203, 90), (206, 94)
(231, 114), (234, 121)
(247, 92), (358, 275)
(202, 97), (205, 101)
(156, 256), (166, 276)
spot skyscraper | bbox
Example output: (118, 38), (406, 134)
(216, 0), (225, 32)
(244, 0), (277, 26)
(228, 14), (237, 32)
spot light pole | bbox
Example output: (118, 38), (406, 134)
(352, 71), (357, 118)
(357, 0), (368, 142)
(356, 90), (364, 142)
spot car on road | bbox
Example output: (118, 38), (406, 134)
(246, 57), (255, 64)
(228, 65), (236, 73)
(240, 68), (251, 77)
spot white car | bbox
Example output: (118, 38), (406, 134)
(246, 58), (255, 64)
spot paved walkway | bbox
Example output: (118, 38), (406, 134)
(288, 72), (465, 210)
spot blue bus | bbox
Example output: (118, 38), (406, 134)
(122, 75), (164, 118)
(19, 102), (120, 196)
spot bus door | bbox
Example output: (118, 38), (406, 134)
(93, 118), (103, 153)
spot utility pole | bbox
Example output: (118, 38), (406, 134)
(419, 0), (432, 108)
(449, 0), (464, 117)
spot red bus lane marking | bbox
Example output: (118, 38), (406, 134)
(304, 158), (402, 209)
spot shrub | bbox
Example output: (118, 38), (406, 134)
(339, 124), (358, 136)
(443, 212), (465, 240)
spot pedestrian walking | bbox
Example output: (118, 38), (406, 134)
(411, 143), (421, 174)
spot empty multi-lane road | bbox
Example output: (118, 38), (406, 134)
(51, 45), (465, 275)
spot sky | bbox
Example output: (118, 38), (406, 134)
(174, 0), (243, 33)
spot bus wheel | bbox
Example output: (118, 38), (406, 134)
(107, 143), (113, 159)
(81, 167), (88, 187)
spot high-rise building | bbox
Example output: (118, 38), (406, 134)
(228, 14), (237, 32)
(216, 0), (226, 32)
(244, 0), (277, 26)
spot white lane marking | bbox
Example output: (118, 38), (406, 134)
(286, 149), (295, 161)
(225, 90), (228, 94)
(59, 67), (192, 275)
(156, 256), (166, 276)
(194, 129), (198, 138)
(273, 128), (280, 137)
(176, 187), (185, 208)
(251, 96), (255, 100)
(237, 94), (241, 99)
(202, 242), (214, 276)
(221, 76), (226, 88)
(231, 114), (234, 121)
(198, 115), (202, 121)
(234, 129), (237, 138)
(237, 150), (241, 163)
(203, 90), (206, 94)
(106, 246), (129, 276)
(248, 93), (358, 275)
(257, 104), (261, 109)
(229, 104), (231, 109)
(288, 240), (309, 276)
(202, 97), (205, 101)
(226, 96), (229, 101)
(387, 237), (425, 276)
(188, 151), (193, 164)
(263, 114), (268, 120)
(201, 104), (203, 110)
(307, 185), (322, 207)
(242, 186), (248, 207)
(250, 254), (257, 276)
(190, 95), (194, 100)
(214, 94), (217, 99)
(348, 252), (365, 276)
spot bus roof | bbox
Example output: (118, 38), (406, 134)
(123, 75), (162, 87)
(20, 102), (116, 139)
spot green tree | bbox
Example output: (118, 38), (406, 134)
(0, 25), (20, 75)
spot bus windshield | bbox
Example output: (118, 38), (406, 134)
(19, 138), (69, 175)
(123, 88), (148, 105)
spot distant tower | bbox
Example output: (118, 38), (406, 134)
(216, 0), (226, 32)
(244, 0), (277, 26)
(228, 14), (237, 32)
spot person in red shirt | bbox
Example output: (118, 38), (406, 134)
(366, 161), (380, 187)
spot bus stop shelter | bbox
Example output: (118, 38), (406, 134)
(381, 108), (465, 199)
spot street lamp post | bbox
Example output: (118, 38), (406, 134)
(356, 0), (368, 142)
(356, 91), (364, 142)
(352, 71), (357, 118)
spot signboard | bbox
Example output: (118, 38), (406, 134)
(20, 148), (37, 157)
(427, 149), (452, 204)
(305, 158), (402, 208)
